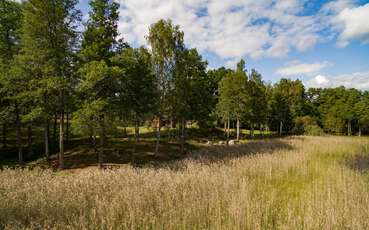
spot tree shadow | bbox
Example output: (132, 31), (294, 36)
(1, 129), (293, 171)
(346, 155), (369, 172)
(145, 138), (294, 170)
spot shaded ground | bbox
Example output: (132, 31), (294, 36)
(348, 155), (369, 172)
(1, 127), (281, 170)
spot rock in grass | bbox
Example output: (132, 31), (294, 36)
(146, 152), (155, 156)
(206, 141), (213, 146)
(229, 140), (236, 146)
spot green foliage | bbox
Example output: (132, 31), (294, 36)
(247, 69), (268, 126)
(0, 0), (22, 125)
(147, 19), (185, 118)
(267, 79), (305, 133)
(71, 99), (107, 136)
(174, 48), (209, 122)
(16, 0), (80, 121)
(76, 0), (121, 144)
(79, 0), (120, 63)
(294, 116), (323, 136)
(111, 47), (158, 121)
(0, 0), (22, 61)
(355, 93), (369, 130)
(216, 69), (248, 122)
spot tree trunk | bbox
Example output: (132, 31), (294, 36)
(358, 124), (362, 137)
(27, 126), (33, 158)
(236, 118), (240, 141)
(260, 124), (264, 138)
(155, 117), (161, 154)
(226, 118), (230, 145)
(224, 121), (226, 133)
(89, 134), (93, 149)
(133, 118), (139, 154)
(250, 122), (254, 138)
(53, 113), (57, 151)
(279, 120), (283, 136)
(135, 121), (140, 143)
(45, 119), (50, 161)
(180, 118), (185, 154)
(66, 110), (69, 144)
(98, 115), (105, 169)
(15, 105), (23, 166)
(347, 120), (352, 136)
(2, 124), (6, 149)
(59, 87), (66, 170)
(92, 135), (97, 154)
(59, 111), (64, 170)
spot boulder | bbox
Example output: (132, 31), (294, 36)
(205, 141), (213, 146)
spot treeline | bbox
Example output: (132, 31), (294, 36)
(1, 0), (368, 168)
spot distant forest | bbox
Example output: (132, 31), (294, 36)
(1, 0), (369, 168)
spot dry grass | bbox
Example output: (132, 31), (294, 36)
(1, 136), (369, 229)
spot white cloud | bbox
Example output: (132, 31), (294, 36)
(116, 0), (321, 60)
(320, 1), (369, 47)
(306, 71), (369, 90)
(114, 0), (369, 64)
(336, 3), (369, 47)
(276, 61), (331, 76)
(306, 75), (330, 88)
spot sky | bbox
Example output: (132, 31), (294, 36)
(77, 0), (369, 90)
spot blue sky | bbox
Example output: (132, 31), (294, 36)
(77, 0), (369, 89)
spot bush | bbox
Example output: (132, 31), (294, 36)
(294, 116), (324, 136)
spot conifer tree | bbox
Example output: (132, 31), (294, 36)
(0, 0), (22, 163)
(17, 0), (80, 168)
(77, 0), (121, 168)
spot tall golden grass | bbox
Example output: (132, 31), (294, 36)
(1, 136), (369, 229)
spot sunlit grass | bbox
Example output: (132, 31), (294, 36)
(1, 136), (369, 229)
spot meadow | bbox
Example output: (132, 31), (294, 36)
(1, 136), (369, 229)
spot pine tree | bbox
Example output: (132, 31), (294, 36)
(18, 0), (80, 168)
(0, 0), (22, 163)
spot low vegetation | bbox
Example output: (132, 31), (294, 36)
(1, 136), (369, 229)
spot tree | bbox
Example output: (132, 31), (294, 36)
(77, 0), (121, 169)
(267, 79), (305, 134)
(17, 0), (80, 168)
(111, 47), (158, 153)
(216, 60), (248, 142)
(0, 0), (22, 163)
(344, 88), (360, 135)
(181, 49), (211, 128)
(147, 19), (185, 154)
(354, 92), (369, 136)
(247, 69), (267, 137)
(173, 48), (208, 153)
(207, 67), (233, 129)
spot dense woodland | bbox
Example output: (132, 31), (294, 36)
(1, 0), (369, 169)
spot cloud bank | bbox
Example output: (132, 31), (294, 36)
(116, 0), (369, 61)
(306, 71), (369, 90)
(116, 0), (320, 60)
(276, 61), (331, 76)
